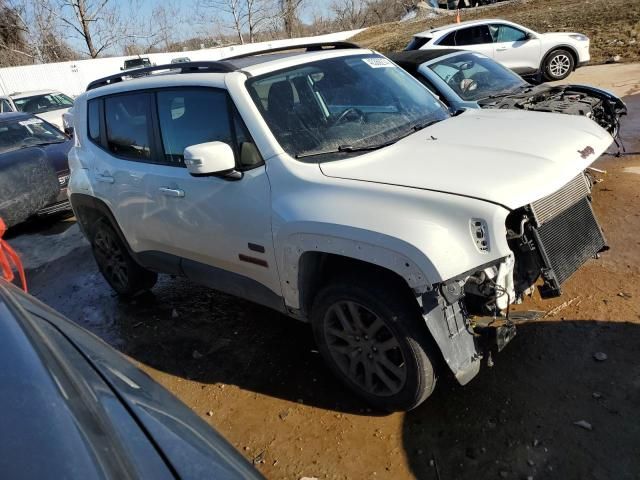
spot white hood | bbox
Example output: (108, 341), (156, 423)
(320, 109), (612, 210)
(35, 108), (69, 131)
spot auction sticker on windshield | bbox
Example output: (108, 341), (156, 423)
(362, 57), (393, 68)
(19, 118), (43, 126)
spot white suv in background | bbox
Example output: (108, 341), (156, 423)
(69, 43), (611, 411)
(406, 19), (591, 81)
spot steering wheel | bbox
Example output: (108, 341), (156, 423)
(333, 107), (365, 125)
(459, 78), (479, 94)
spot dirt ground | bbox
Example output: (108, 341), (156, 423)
(11, 64), (640, 480)
(353, 0), (640, 64)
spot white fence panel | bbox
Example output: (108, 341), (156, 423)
(0, 30), (364, 97)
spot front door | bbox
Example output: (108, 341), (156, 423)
(490, 24), (541, 73)
(147, 87), (281, 299)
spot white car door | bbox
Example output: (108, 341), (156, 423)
(146, 87), (281, 298)
(438, 25), (496, 59)
(90, 92), (175, 267)
(490, 24), (541, 74)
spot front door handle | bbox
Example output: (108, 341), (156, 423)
(96, 173), (114, 184)
(159, 187), (185, 198)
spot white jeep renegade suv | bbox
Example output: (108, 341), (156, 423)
(69, 43), (612, 411)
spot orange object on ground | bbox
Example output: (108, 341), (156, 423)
(0, 218), (27, 292)
(456, 9), (461, 23)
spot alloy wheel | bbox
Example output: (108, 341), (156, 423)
(323, 301), (407, 397)
(93, 229), (129, 291)
(549, 54), (571, 78)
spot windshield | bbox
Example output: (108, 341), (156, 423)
(246, 54), (449, 160)
(0, 117), (66, 154)
(13, 93), (73, 114)
(428, 52), (526, 101)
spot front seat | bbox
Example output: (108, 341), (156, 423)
(267, 80), (295, 133)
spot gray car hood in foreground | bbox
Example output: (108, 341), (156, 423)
(320, 109), (613, 209)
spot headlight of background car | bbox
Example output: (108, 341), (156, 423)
(569, 34), (589, 41)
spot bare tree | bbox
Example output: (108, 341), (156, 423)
(279, 0), (304, 38)
(330, 0), (369, 30)
(199, 0), (276, 44)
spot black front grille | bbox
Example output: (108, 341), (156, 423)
(531, 196), (606, 297)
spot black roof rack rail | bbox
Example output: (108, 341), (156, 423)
(221, 41), (361, 61)
(86, 61), (236, 91)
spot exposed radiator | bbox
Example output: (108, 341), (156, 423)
(530, 174), (591, 226)
(530, 196), (606, 297)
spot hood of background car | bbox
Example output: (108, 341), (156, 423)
(35, 108), (69, 130)
(539, 32), (584, 38)
(319, 109), (612, 210)
(40, 139), (72, 173)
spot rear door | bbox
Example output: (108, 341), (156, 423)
(490, 23), (541, 73)
(438, 25), (496, 58)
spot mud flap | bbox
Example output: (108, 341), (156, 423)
(420, 292), (481, 385)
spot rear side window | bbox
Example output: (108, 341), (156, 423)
(104, 93), (152, 160)
(445, 26), (494, 46)
(405, 36), (431, 51)
(156, 89), (233, 165)
(87, 99), (101, 142)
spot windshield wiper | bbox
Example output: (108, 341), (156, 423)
(295, 118), (445, 160)
(296, 141), (394, 159)
(20, 140), (66, 149)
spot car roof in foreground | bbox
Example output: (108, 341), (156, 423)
(0, 280), (263, 480)
(415, 18), (514, 36)
(85, 46), (370, 97)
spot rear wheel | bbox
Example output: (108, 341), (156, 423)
(91, 220), (157, 297)
(311, 275), (437, 411)
(543, 49), (574, 81)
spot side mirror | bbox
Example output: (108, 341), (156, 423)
(183, 141), (238, 178)
(525, 32), (537, 40)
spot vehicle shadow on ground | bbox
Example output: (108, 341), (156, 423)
(402, 320), (640, 480)
(27, 246), (371, 413)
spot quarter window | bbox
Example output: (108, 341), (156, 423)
(0, 99), (12, 113)
(156, 89), (233, 165)
(105, 93), (152, 160)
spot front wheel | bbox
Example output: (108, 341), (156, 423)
(543, 49), (574, 81)
(311, 276), (437, 411)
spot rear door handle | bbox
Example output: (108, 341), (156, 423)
(159, 187), (185, 198)
(496, 47), (508, 51)
(96, 173), (114, 184)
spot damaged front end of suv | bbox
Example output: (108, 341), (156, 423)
(479, 84), (627, 138)
(433, 170), (608, 383)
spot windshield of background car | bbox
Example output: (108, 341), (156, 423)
(428, 52), (526, 101)
(14, 93), (74, 114)
(246, 54), (449, 160)
(0, 117), (66, 154)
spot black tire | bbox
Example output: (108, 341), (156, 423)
(543, 49), (574, 81)
(91, 219), (157, 297)
(311, 275), (437, 412)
